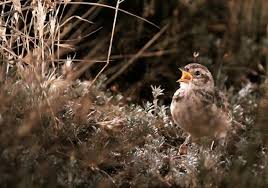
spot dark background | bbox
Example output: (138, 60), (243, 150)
(64, 0), (267, 103)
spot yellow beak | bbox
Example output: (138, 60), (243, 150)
(176, 69), (193, 83)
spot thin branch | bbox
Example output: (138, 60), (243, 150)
(57, 1), (159, 29)
(107, 48), (178, 60)
(106, 24), (169, 84)
(89, 0), (121, 87)
(0, 1), (12, 6)
(59, 15), (94, 28)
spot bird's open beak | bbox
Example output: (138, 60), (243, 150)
(177, 69), (193, 83)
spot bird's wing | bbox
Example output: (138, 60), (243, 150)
(195, 89), (230, 115)
(214, 89), (230, 115)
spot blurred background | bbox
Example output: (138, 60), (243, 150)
(48, 0), (268, 103)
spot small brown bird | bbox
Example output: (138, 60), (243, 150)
(170, 63), (231, 154)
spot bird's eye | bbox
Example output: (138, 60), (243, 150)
(194, 70), (201, 76)
(185, 67), (189, 72)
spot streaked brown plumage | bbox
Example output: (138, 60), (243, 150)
(170, 63), (231, 153)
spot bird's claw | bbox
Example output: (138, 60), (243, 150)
(178, 143), (188, 155)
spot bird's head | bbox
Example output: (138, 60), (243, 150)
(177, 63), (215, 91)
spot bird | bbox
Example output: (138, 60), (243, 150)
(170, 63), (231, 154)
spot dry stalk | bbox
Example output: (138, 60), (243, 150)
(106, 24), (169, 84)
(57, 1), (159, 29)
(89, 0), (121, 87)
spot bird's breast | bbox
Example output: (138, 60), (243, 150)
(170, 88), (195, 127)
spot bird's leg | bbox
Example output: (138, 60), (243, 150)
(210, 138), (226, 151)
(178, 135), (192, 155)
(210, 140), (215, 151)
(184, 135), (192, 145)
